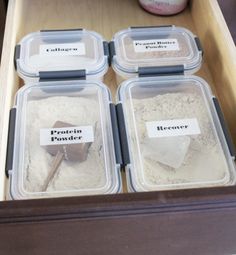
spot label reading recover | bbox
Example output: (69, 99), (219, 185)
(146, 118), (201, 138)
(39, 43), (86, 56)
(40, 126), (94, 146)
(133, 39), (179, 52)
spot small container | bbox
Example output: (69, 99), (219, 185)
(15, 29), (109, 82)
(111, 26), (203, 83)
(118, 75), (236, 192)
(8, 80), (121, 199)
(139, 0), (189, 16)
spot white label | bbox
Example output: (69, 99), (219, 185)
(39, 43), (86, 56)
(146, 118), (201, 138)
(40, 126), (94, 146)
(133, 39), (179, 52)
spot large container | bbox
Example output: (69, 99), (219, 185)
(8, 80), (122, 199)
(138, 0), (189, 16)
(14, 29), (109, 82)
(111, 26), (203, 83)
(118, 75), (236, 192)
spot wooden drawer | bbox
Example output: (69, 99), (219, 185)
(0, 0), (236, 254)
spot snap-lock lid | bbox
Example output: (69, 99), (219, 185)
(10, 80), (121, 199)
(112, 26), (203, 76)
(118, 76), (235, 192)
(15, 29), (109, 81)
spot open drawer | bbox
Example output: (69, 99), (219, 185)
(0, 0), (236, 254)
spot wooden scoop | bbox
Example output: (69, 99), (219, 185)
(42, 121), (91, 191)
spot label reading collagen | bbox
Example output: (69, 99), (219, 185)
(146, 118), (201, 138)
(133, 39), (179, 52)
(40, 126), (94, 146)
(39, 43), (86, 56)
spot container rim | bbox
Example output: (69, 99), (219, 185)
(118, 75), (236, 192)
(10, 80), (121, 199)
(16, 29), (109, 80)
(112, 26), (202, 76)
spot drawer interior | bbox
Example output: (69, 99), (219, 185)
(0, 0), (236, 201)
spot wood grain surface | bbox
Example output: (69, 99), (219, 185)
(1, 0), (236, 200)
(0, 1), (236, 254)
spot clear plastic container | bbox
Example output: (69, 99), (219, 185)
(15, 29), (109, 82)
(112, 26), (203, 83)
(9, 80), (121, 199)
(118, 75), (236, 192)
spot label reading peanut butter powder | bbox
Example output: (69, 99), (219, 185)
(133, 39), (179, 52)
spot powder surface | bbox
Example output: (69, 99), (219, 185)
(128, 92), (232, 190)
(23, 96), (106, 196)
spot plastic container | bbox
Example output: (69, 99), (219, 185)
(139, 0), (189, 16)
(8, 80), (121, 199)
(15, 29), (109, 82)
(118, 75), (236, 192)
(111, 26), (203, 83)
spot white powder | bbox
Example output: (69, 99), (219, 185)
(128, 91), (232, 190)
(23, 96), (106, 196)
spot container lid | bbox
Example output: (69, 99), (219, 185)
(10, 80), (121, 199)
(15, 29), (109, 80)
(118, 76), (235, 192)
(112, 26), (203, 76)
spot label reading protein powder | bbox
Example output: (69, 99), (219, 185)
(40, 126), (94, 145)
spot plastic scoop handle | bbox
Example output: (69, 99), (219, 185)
(42, 151), (64, 191)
